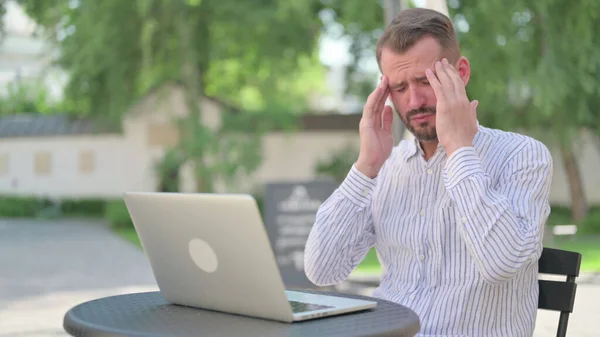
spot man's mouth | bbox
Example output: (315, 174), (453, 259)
(411, 113), (434, 122)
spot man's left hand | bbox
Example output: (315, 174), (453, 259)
(425, 58), (478, 156)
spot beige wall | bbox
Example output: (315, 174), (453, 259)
(1, 81), (598, 207)
(0, 130), (360, 199)
(1, 125), (599, 206)
(0, 135), (133, 198)
(214, 131), (360, 193)
(257, 131), (359, 182)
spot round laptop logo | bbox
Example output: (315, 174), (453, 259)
(188, 238), (219, 273)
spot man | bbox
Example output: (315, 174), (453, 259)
(304, 7), (553, 337)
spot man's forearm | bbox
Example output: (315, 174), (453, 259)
(444, 145), (552, 284)
(304, 165), (377, 286)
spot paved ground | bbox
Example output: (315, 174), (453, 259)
(0, 218), (598, 337)
(0, 218), (158, 337)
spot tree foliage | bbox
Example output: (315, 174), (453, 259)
(449, 0), (600, 220)
(317, 1), (387, 100)
(8, 0), (334, 192)
(15, 0), (329, 119)
(451, 0), (600, 137)
(0, 81), (71, 115)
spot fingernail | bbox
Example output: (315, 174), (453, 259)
(426, 68), (432, 75)
(442, 58), (448, 64)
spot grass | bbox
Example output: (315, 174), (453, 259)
(354, 249), (381, 275)
(552, 235), (600, 272)
(115, 228), (600, 274)
(115, 227), (142, 247)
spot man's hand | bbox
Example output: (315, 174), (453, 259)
(425, 58), (478, 156)
(355, 76), (395, 179)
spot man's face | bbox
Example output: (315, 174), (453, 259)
(379, 36), (445, 142)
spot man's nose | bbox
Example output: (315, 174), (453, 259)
(408, 89), (425, 110)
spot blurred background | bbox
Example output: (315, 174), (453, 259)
(0, 0), (598, 336)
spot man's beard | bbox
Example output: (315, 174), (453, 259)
(399, 106), (438, 141)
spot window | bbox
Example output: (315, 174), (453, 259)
(147, 123), (179, 147)
(79, 150), (95, 174)
(34, 151), (52, 175)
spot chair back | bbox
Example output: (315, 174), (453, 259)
(538, 247), (582, 337)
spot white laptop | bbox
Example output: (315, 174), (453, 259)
(123, 192), (377, 323)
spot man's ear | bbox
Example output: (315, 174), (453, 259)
(454, 56), (471, 86)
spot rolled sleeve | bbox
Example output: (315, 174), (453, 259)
(338, 164), (378, 208)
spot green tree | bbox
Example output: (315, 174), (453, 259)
(12, 0), (329, 192)
(449, 0), (600, 221)
(314, 143), (359, 184)
(316, 1), (389, 101)
(0, 80), (72, 115)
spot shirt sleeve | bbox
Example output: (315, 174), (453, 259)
(304, 164), (379, 286)
(443, 139), (553, 284)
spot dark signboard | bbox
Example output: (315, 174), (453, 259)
(263, 180), (337, 289)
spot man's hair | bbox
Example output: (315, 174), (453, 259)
(376, 8), (460, 64)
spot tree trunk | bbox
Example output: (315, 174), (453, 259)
(175, 1), (212, 192)
(560, 142), (588, 221)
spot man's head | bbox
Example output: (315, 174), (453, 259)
(376, 8), (470, 142)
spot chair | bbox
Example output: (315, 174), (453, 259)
(538, 247), (582, 337)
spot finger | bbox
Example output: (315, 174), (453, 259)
(425, 67), (444, 100)
(374, 86), (390, 120)
(381, 105), (393, 133)
(374, 76), (390, 113)
(364, 76), (389, 120)
(437, 59), (456, 94)
(445, 60), (467, 97)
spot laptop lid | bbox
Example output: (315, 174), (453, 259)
(123, 192), (296, 322)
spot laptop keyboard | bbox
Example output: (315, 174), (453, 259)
(289, 300), (335, 313)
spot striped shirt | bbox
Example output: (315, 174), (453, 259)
(304, 125), (553, 337)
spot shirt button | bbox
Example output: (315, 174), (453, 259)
(420, 210), (425, 216)
(362, 189), (369, 196)
(461, 217), (467, 223)
(409, 294), (415, 300)
(426, 169), (433, 174)
(419, 254), (425, 260)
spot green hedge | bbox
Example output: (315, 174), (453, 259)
(0, 194), (264, 231)
(0, 196), (114, 220)
(0, 196), (51, 217)
(60, 199), (107, 217)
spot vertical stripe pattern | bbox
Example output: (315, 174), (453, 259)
(304, 125), (553, 337)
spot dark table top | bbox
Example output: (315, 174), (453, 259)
(63, 290), (420, 337)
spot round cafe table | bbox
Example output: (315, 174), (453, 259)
(63, 290), (420, 337)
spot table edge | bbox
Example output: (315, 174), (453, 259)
(63, 290), (421, 337)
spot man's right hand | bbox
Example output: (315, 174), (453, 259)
(355, 76), (395, 179)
